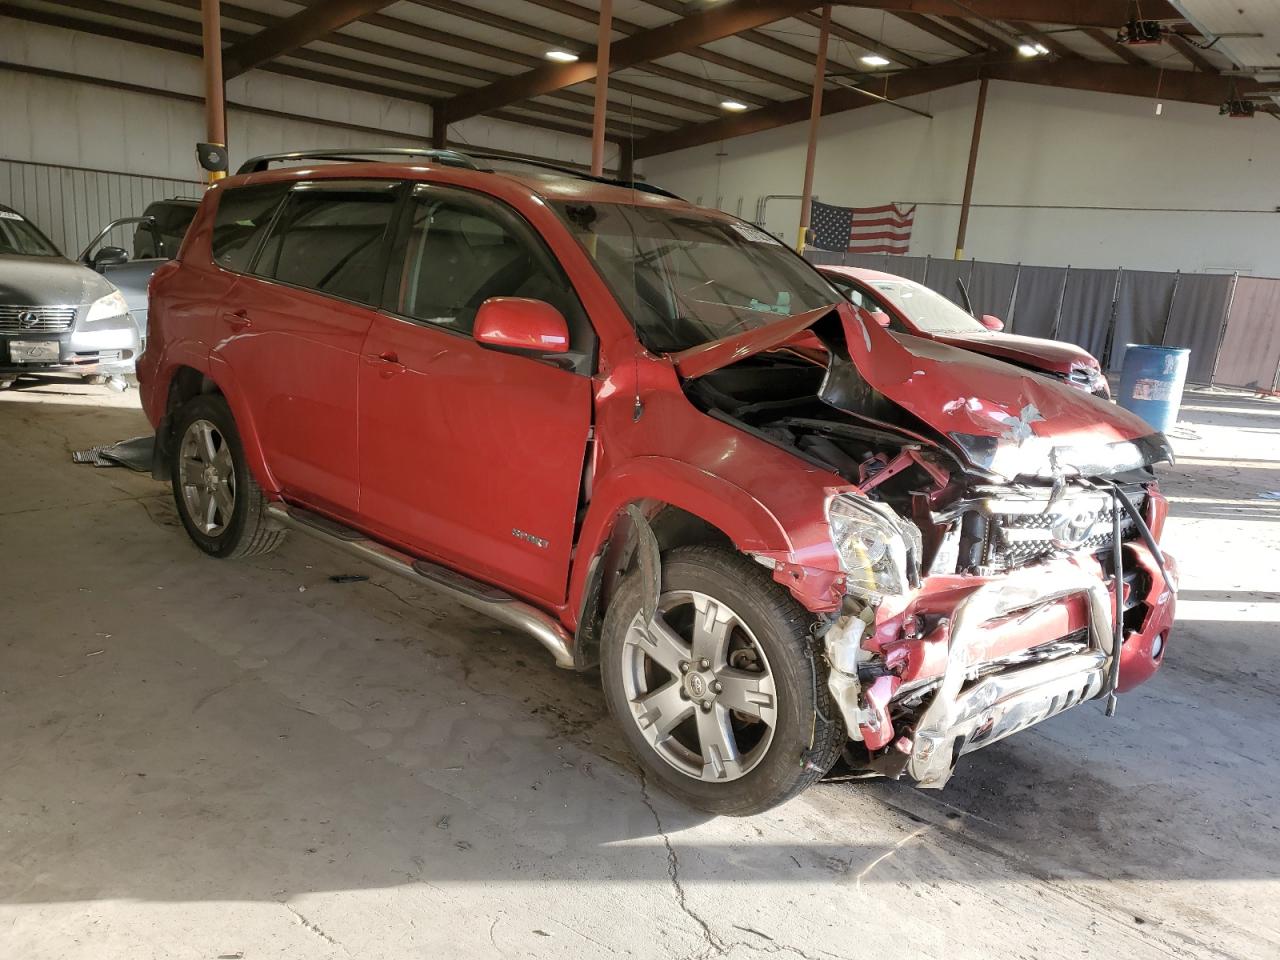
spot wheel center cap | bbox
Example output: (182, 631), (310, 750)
(686, 673), (708, 699)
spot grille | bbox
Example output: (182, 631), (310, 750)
(0, 305), (77, 332)
(980, 489), (1144, 572)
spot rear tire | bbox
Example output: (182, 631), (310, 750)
(170, 393), (285, 559)
(601, 545), (845, 815)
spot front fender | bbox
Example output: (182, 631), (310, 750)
(565, 456), (793, 628)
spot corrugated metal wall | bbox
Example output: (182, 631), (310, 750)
(0, 158), (204, 259)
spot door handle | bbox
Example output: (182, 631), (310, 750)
(223, 309), (251, 331)
(364, 351), (406, 376)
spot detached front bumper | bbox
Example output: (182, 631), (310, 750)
(826, 544), (1176, 789)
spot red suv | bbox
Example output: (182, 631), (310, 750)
(139, 149), (1177, 815)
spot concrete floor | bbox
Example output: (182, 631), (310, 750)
(1, 375), (1277, 960)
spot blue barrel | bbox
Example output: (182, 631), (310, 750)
(1116, 345), (1189, 433)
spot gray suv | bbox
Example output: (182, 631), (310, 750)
(0, 203), (139, 386)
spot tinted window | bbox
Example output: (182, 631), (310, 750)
(392, 189), (582, 341)
(0, 210), (60, 257)
(254, 184), (398, 304)
(211, 183), (289, 272)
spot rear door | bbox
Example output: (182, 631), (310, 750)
(357, 183), (594, 605)
(214, 179), (401, 517)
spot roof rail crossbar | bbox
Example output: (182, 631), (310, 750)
(236, 148), (486, 176)
(459, 151), (683, 200)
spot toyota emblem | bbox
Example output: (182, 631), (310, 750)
(17, 310), (39, 329)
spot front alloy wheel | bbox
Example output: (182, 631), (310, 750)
(601, 545), (845, 815)
(621, 591), (777, 782)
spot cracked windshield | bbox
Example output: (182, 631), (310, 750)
(555, 201), (840, 352)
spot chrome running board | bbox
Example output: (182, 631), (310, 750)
(265, 504), (576, 669)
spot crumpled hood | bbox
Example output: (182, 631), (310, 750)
(833, 305), (1169, 479)
(670, 303), (1169, 481)
(933, 330), (1098, 374)
(0, 254), (116, 308)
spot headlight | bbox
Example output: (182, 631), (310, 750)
(84, 290), (130, 323)
(827, 495), (921, 598)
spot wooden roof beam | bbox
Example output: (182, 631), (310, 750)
(891, 13), (985, 55)
(403, 0), (778, 107)
(1167, 32), (1218, 73)
(521, 0), (812, 95)
(846, 2), (1182, 30)
(437, 0), (823, 126)
(636, 56), (1268, 159)
(1082, 26), (1148, 66)
(222, 0), (398, 79)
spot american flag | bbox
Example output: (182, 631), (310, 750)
(810, 200), (917, 255)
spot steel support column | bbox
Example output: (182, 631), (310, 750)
(201, 0), (227, 182)
(591, 0), (613, 177)
(796, 5), (831, 254)
(954, 76), (988, 259)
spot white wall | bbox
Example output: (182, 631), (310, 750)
(642, 79), (1280, 277)
(0, 17), (604, 252)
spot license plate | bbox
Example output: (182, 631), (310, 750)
(9, 340), (61, 363)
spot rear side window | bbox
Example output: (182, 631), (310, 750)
(211, 184), (290, 272)
(253, 183), (399, 304)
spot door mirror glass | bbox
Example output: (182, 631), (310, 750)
(92, 246), (129, 270)
(474, 298), (570, 354)
(869, 309), (892, 328)
(980, 314), (1004, 331)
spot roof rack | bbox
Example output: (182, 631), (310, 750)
(459, 151), (684, 200)
(236, 148), (485, 175)
(235, 146), (683, 200)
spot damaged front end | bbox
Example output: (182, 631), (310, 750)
(680, 304), (1177, 789)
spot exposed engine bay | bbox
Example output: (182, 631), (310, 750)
(685, 351), (1160, 581)
(680, 315), (1176, 786)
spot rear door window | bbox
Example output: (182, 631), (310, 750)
(253, 182), (399, 304)
(211, 183), (291, 272)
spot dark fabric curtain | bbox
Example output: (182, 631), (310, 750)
(922, 259), (973, 308)
(843, 252), (889, 271)
(1055, 268), (1120, 363)
(1007, 266), (1068, 339)
(1162, 273), (1233, 383)
(1108, 271), (1178, 371)
(1213, 277), (1280, 389)
(803, 249), (846, 266)
(966, 261), (1020, 323)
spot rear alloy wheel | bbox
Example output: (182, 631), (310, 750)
(170, 393), (285, 559)
(601, 546), (845, 815)
(178, 418), (238, 536)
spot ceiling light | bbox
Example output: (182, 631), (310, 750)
(1017, 43), (1041, 57)
(1034, 42), (1050, 54)
(720, 99), (749, 112)
(545, 50), (579, 63)
(861, 54), (891, 67)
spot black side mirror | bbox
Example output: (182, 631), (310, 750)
(92, 246), (129, 271)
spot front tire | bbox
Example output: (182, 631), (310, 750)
(601, 545), (845, 815)
(170, 394), (285, 559)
